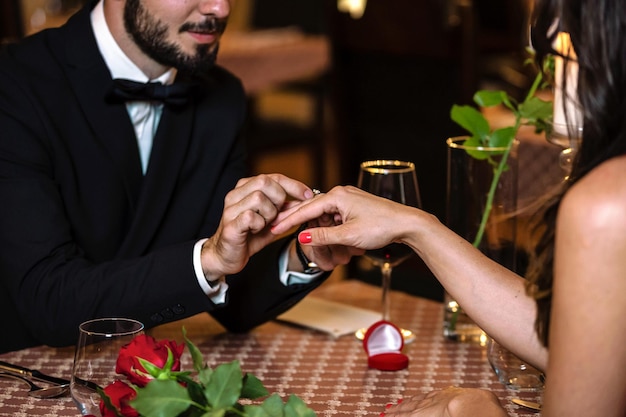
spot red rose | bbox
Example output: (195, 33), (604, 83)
(116, 334), (184, 387)
(99, 380), (138, 417)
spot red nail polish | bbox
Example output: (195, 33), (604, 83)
(396, 399), (403, 404)
(379, 413), (386, 417)
(298, 232), (312, 243)
(386, 404), (393, 409)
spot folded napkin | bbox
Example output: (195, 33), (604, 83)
(277, 297), (380, 337)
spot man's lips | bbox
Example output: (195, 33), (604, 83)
(180, 17), (227, 45)
(186, 31), (219, 44)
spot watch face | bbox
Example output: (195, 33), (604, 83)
(304, 264), (321, 274)
(302, 253), (320, 274)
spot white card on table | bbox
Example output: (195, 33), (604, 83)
(277, 297), (380, 337)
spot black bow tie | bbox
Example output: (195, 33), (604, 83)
(107, 78), (194, 107)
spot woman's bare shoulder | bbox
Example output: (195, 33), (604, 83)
(561, 155), (626, 233)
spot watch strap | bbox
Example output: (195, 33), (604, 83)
(295, 224), (321, 274)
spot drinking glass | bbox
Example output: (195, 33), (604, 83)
(71, 318), (144, 416)
(546, 121), (583, 176)
(487, 337), (545, 390)
(356, 160), (422, 342)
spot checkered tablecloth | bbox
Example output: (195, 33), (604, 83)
(0, 280), (541, 416)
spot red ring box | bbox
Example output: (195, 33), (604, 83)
(362, 320), (409, 371)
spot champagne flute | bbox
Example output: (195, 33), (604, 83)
(355, 160), (422, 342)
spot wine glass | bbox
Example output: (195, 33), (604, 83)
(355, 160), (422, 342)
(71, 318), (144, 416)
(546, 121), (583, 177)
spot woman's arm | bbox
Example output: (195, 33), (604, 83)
(273, 186), (548, 369)
(402, 204), (548, 369)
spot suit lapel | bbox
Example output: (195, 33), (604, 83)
(118, 105), (196, 255)
(116, 68), (217, 255)
(60, 4), (143, 209)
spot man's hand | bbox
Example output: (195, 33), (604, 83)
(200, 174), (314, 280)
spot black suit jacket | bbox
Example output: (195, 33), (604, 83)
(0, 2), (324, 353)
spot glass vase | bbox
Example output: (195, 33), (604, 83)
(443, 136), (519, 342)
(444, 136), (544, 390)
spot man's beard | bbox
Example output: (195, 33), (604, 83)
(123, 0), (228, 76)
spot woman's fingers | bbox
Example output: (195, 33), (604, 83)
(272, 190), (343, 234)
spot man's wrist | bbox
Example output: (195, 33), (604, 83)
(294, 224), (321, 274)
(279, 240), (323, 286)
(193, 239), (227, 302)
(198, 237), (226, 282)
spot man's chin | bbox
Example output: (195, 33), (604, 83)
(174, 54), (218, 77)
(177, 36), (218, 55)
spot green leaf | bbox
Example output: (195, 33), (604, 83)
(243, 407), (273, 417)
(462, 135), (481, 147)
(203, 411), (226, 417)
(224, 403), (246, 417)
(244, 394), (285, 417)
(183, 327), (206, 373)
(284, 395), (317, 417)
(198, 366), (214, 387)
(533, 118), (550, 134)
(187, 380), (210, 407)
(244, 405), (272, 417)
(242, 405), (275, 417)
(131, 379), (194, 417)
(171, 370), (194, 381)
(500, 94), (516, 112)
(450, 105), (490, 139)
(517, 96), (553, 122)
(241, 373), (270, 400)
(163, 345), (175, 372)
(462, 136), (490, 160)
(489, 127), (516, 148)
(204, 361), (243, 409)
(473, 90), (505, 107)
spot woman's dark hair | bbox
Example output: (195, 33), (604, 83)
(527, 0), (626, 346)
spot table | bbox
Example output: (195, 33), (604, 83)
(0, 280), (541, 416)
(217, 28), (330, 95)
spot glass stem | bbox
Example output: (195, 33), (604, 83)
(381, 262), (392, 321)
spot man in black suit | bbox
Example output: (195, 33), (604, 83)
(0, 0), (354, 353)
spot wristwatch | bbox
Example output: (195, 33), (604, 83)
(295, 224), (321, 274)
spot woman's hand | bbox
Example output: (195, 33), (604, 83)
(383, 387), (508, 417)
(271, 185), (422, 251)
